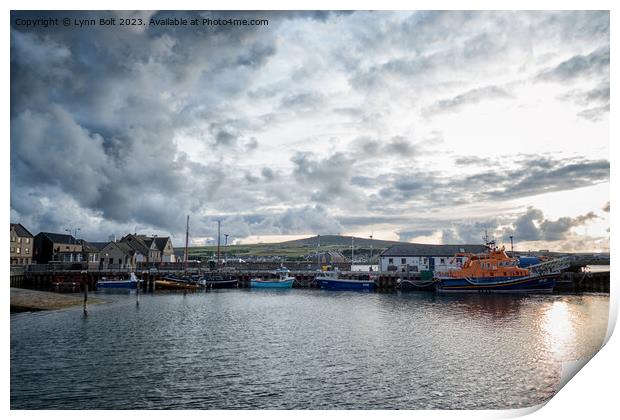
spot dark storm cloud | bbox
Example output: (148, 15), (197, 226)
(10, 10), (609, 246)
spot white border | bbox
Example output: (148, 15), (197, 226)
(3, 1), (616, 419)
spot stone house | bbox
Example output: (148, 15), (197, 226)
(10, 223), (34, 265)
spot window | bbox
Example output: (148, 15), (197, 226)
(388, 258), (393, 264)
(26, 238), (30, 244)
(18, 237), (22, 243)
(440, 258), (445, 264)
(11, 247), (15, 253)
(16, 247), (21, 254)
(66, 246), (70, 250)
(401, 258), (406, 264)
(11, 236), (15, 242)
(109, 258), (113, 264)
(25, 248), (29, 254)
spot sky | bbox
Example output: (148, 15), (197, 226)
(9, 10), (610, 251)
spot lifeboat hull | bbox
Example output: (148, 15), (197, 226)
(434, 273), (557, 293)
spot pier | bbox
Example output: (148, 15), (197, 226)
(10, 263), (609, 294)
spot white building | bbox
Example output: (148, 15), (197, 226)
(379, 244), (488, 273)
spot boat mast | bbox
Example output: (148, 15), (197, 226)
(316, 234), (321, 269)
(217, 220), (221, 270)
(184, 215), (189, 274)
(351, 236), (354, 266)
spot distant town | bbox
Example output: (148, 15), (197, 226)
(11, 222), (599, 275)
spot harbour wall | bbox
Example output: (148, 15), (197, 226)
(10, 268), (610, 293)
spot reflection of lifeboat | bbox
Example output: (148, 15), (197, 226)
(434, 244), (557, 293)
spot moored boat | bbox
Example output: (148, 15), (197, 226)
(202, 272), (238, 289)
(433, 242), (557, 293)
(315, 269), (376, 291)
(97, 273), (139, 289)
(250, 268), (295, 289)
(154, 278), (199, 291)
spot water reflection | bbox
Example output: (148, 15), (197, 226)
(11, 290), (609, 409)
(542, 301), (575, 359)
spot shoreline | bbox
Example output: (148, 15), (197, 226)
(10, 288), (105, 313)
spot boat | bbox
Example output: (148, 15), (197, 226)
(315, 269), (376, 291)
(202, 272), (238, 289)
(154, 277), (199, 291)
(433, 240), (557, 293)
(97, 273), (139, 289)
(250, 268), (295, 288)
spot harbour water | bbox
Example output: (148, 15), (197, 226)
(10, 290), (609, 409)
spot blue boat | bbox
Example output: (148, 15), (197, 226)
(250, 268), (295, 289)
(315, 270), (376, 291)
(97, 273), (139, 289)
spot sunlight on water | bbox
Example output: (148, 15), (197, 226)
(543, 301), (575, 359)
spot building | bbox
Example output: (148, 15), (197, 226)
(10, 223), (34, 265)
(151, 236), (176, 262)
(317, 251), (348, 265)
(119, 234), (175, 263)
(98, 241), (144, 270)
(79, 240), (108, 269)
(379, 244), (488, 273)
(33, 232), (83, 264)
(120, 234), (158, 262)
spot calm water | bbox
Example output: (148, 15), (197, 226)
(11, 290), (609, 409)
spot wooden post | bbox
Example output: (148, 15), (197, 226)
(83, 278), (88, 316)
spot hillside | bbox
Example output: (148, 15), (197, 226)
(178, 234), (404, 260)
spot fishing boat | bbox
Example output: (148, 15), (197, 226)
(97, 273), (139, 289)
(433, 240), (557, 293)
(315, 269), (376, 291)
(250, 268), (295, 289)
(202, 272), (238, 289)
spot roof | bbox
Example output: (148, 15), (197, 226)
(120, 234), (150, 254)
(153, 237), (170, 251)
(36, 232), (77, 244)
(115, 242), (136, 255)
(100, 241), (138, 256)
(380, 244), (488, 257)
(10, 223), (33, 238)
(80, 241), (109, 252)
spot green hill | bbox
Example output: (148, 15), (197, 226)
(178, 234), (404, 260)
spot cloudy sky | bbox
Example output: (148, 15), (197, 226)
(10, 10), (609, 251)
